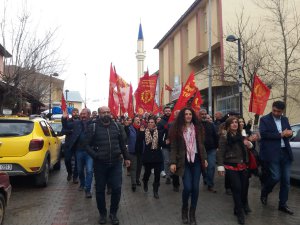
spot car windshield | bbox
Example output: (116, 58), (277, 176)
(50, 123), (62, 133)
(0, 120), (34, 137)
(291, 124), (300, 142)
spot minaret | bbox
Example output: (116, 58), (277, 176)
(136, 22), (146, 80)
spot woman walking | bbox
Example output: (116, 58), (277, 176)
(142, 117), (163, 199)
(169, 107), (207, 225)
(217, 117), (253, 224)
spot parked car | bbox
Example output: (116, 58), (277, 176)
(48, 120), (65, 156)
(0, 117), (62, 187)
(290, 123), (300, 180)
(0, 172), (12, 225)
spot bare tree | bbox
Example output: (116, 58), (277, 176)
(254, 0), (300, 114)
(0, 4), (64, 114)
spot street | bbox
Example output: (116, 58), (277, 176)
(4, 160), (300, 225)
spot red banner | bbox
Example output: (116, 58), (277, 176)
(61, 93), (67, 112)
(152, 102), (160, 115)
(108, 63), (119, 117)
(127, 83), (134, 118)
(191, 90), (203, 113)
(134, 72), (158, 115)
(248, 74), (271, 115)
(168, 71), (198, 122)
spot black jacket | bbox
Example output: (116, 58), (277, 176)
(142, 129), (163, 164)
(85, 119), (129, 163)
(201, 121), (219, 150)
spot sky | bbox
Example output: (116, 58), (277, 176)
(1, 0), (196, 111)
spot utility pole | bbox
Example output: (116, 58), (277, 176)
(208, 0), (213, 116)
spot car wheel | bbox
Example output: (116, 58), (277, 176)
(0, 193), (6, 225)
(35, 160), (50, 187)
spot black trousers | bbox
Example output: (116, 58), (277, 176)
(226, 169), (249, 213)
(143, 162), (161, 184)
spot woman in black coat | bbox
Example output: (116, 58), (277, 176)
(142, 117), (163, 199)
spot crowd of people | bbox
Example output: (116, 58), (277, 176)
(61, 100), (294, 225)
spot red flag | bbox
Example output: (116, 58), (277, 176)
(159, 87), (164, 113)
(134, 73), (158, 115)
(249, 74), (271, 115)
(61, 93), (67, 112)
(191, 90), (203, 112)
(165, 83), (173, 92)
(153, 102), (160, 115)
(127, 83), (134, 118)
(115, 73), (130, 115)
(168, 71), (198, 122)
(108, 63), (118, 117)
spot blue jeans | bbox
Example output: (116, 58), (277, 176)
(261, 148), (292, 207)
(94, 160), (123, 216)
(182, 155), (202, 209)
(76, 150), (93, 192)
(205, 149), (216, 187)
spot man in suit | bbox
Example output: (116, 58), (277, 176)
(259, 101), (294, 215)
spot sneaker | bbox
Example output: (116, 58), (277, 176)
(78, 186), (85, 191)
(160, 170), (166, 177)
(85, 192), (92, 198)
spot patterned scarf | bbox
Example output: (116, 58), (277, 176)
(145, 127), (158, 150)
(183, 123), (196, 163)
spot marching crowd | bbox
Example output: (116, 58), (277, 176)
(61, 100), (294, 225)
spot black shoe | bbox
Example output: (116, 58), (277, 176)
(237, 213), (245, 224)
(225, 188), (232, 195)
(131, 184), (136, 192)
(136, 180), (141, 186)
(143, 180), (148, 192)
(244, 204), (252, 214)
(260, 196), (268, 205)
(166, 177), (171, 184)
(85, 192), (92, 198)
(208, 187), (217, 193)
(173, 186), (179, 192)
(73, 177), (79, 184)
(67, 174), (72, 181)
(109, 214), (119, 225)
(99, 214), (107, 224)
(153, 192), (159, 199)
(278, 205), (294, 215)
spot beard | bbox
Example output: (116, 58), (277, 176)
(101, 115), (111, 124)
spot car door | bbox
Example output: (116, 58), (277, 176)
(290, 124), (300, 180)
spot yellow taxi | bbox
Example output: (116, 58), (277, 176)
(0, 117), (62, 187)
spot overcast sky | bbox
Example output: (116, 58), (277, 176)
(2, 0), (195, 111)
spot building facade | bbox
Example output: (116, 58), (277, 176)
(155, 0), (300, 124)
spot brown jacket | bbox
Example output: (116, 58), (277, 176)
(217, 133), (248, 166)
(170, 127), (207, 177)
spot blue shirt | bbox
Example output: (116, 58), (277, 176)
(273, 116), (285, 147)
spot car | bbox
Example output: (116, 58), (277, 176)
(0, 172), (11, 225)
(48, 120), (65, 156)
(290, 123), (300, 180)
(0, 117), (62, 187)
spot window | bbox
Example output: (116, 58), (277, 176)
(40, 121), (50, 136)
(291, 125), (300, 142)
(216, 86), (239, 115)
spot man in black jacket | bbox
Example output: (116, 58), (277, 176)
(85, 106), (130, 225)
(200, 109), (219, 193)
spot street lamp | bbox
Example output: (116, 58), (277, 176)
(226, 35), (243, 116)
(49, 73), (59, 115)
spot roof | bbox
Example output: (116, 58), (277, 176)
(0, 43), (12, 57)
(154, 0), (201, 49)
(138, 23), (144, 40)
(64, 91), (84, 102)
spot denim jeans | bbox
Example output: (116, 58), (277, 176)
(94, 160), (123, 216)
(205, 149), (216, 188)
(162, 148), (171, 178)
(76, 150), (93, 192)
(261, 148), (292, 207)
(182, 155), (201, 209)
